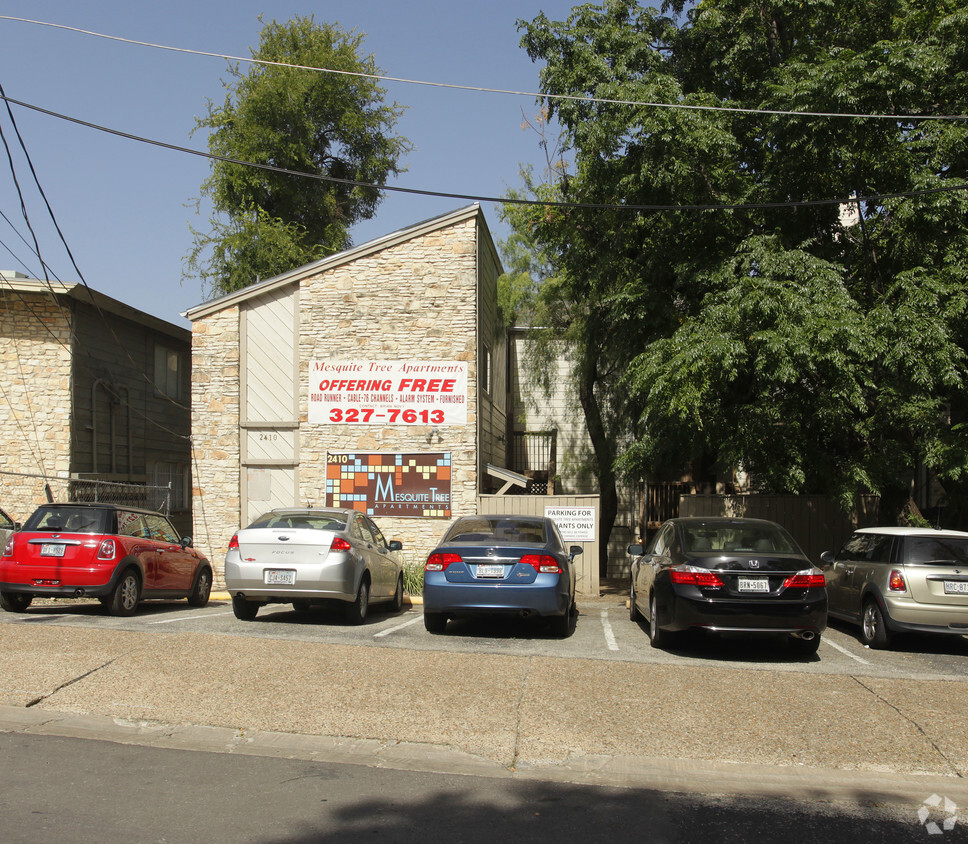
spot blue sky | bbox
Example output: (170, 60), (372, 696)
(1, 0), (582, 327)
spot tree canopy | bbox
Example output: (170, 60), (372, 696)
(186, 15), (411, 297)
(506, 0), (968, 531)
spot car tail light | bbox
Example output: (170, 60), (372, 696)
(520, 554), (561, 573)
(228, 534), (239, 550)
(888, 569), (907, 591)
(2, 536), (13, 557)
(97, 538), (116, 560)
(331, 537), (352, 552)
(425, 552), (462, 571)
(783, 571), (826, 589)
(670, 566), (724, 588)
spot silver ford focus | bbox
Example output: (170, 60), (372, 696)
(224, 507), (404, 623)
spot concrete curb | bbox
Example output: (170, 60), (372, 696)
(2, 704), (966, 806)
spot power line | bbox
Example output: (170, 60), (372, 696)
(2, 15), (967, 123)
(3, 92), (968, 214)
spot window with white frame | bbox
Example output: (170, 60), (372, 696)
(154, 345), (183, 400)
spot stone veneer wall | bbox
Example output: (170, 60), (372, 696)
(191, 216), (483, 586)
(189, 305), (241, 583)
(0, 296), (73, 518)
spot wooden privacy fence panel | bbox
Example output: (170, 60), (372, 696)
(678, 494), (880, 565)
(478, 494), (600, 596)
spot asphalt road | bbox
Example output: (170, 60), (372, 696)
(0, 591), (966, 838)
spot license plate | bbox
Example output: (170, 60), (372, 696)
(475, 564), (504, 579)
(264, 569), (296, 585)
(737, 576), (769, 593)
(40, 544), (66, 557)
(943, 581), (968, 595)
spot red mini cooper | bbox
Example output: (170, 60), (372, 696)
(0, 503), (212, 616)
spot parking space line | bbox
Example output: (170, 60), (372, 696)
(822, 636), (870, 664)
(600, 609), (619, 651)
(373, 614), (424, 638)
(148, 611), (235, 625)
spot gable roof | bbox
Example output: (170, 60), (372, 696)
(183, 204), (488, 322)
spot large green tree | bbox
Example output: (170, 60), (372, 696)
(507, 0), (968, 543)
(186, 15), (411, 297)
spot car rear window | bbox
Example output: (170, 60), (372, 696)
(903, 536), (968, 566)
(24, 506), (111, 534)
(444, 517), (547, 544)
(247, 513), (347, 532)
(683, 523), (800, 554)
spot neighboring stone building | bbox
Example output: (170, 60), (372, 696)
(0, 273), (192, 532)
(185, 205), (510, 583)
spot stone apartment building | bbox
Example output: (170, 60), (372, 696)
(0, 273), (192, 532)
(185, 205), (512, 583)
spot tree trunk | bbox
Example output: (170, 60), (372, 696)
(578, 365), (618, 580)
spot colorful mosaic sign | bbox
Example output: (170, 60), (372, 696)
(325, 452), (452, 518)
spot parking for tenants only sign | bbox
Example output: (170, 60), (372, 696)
(545, 506), (596, 542)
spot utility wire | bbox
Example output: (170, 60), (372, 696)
(2, 15), (967, 123)
(3, 92), (968, 213)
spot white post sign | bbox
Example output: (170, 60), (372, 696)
(545, 506), (596, 542)
(309, 360), (468, 425)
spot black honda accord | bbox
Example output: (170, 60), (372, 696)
(628, 517), (827, 655)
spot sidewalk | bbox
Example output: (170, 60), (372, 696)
(0, 612), (966, 808)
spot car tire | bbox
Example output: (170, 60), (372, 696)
(345, 577), (369, 625)
(649, 592), (672, 649)
(629, 582), (642, 622)
(389, 575), (404, 613)
(0, 591), (32, 613)
(424, 611), (447, 633)
(232, 595), (259, 621)
(106, 569), (141, 617)
(187, 567), (212, 607)
(552, 607), (572, 638)
(789, 634), (821, 657)
(861, 598), (893, 649)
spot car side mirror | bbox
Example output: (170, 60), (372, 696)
(569, 545), (583, 557)
(388, 540), (403, 551)
(819, 550), (835, 568)
(181, 536), (194, 548)
(627, 544), (645, 556)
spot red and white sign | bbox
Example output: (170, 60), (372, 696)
(309, 360), (468, 426)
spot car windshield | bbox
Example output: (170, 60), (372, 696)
(247, 512), (347, 532)
(24, 506), (111, 534)
(903, 536), (968, 566)
(444, 517), (547, 544)
(682, 523), (799, 554)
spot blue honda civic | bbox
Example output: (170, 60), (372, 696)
(422, 514), (581, 637)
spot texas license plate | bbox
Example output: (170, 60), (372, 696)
(943, 581), (968, 595)
(264, 569), (296, 585)
(475, 564), (504, 579)
(40, 544), (66, 557)
(738, 576), (769, 593)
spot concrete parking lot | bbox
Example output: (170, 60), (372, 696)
(1, 591), (967, 814)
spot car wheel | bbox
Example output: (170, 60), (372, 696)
(187, 568), (212, 607)
(345, 577), (369, 624)
(649, 592), (672, 649)
(389, 575), (404, 613)
(629, 582), (642, 622)
(861, 598), (893, 649)
(552, 608), (572, 638)
(789, 634), (821, 657)
(232, 595), (259, 621)
(424, 611), (447, 633)
(0, 591), (32, 613)
(106, 569), (141, 617)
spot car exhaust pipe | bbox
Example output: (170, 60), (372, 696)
(794, 630), (816, 641)
(73, 588), (86, 598)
